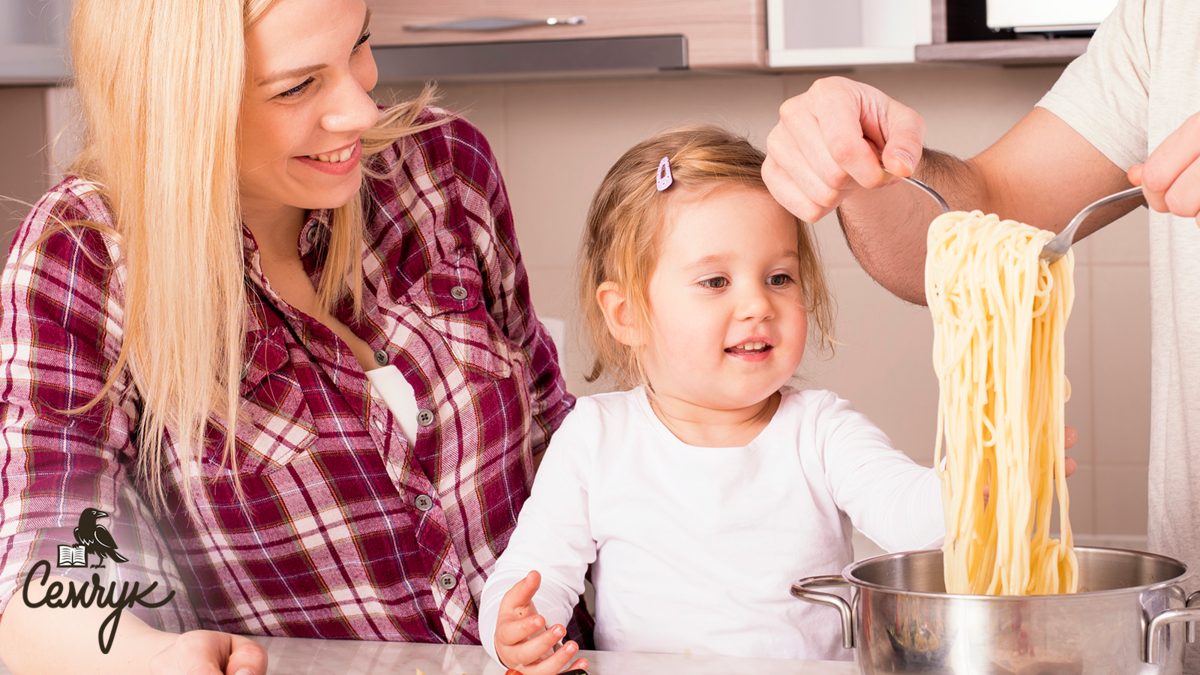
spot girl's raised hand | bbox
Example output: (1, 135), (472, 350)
(495, 571), (588, 675)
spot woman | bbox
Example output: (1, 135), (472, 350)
(0, 0), (578, 672)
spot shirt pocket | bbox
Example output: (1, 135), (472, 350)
(203, 327), (319, 477)
(404, 257), (513, 380)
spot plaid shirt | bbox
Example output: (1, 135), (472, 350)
(0, 110), (574, 644)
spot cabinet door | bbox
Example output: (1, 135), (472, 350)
(366, 0), (765, 69)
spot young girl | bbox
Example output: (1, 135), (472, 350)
(478, 126), (943, 671)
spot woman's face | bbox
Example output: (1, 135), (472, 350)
(239, 0), (379, 223)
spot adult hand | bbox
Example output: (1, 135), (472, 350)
(494, 571), (587, 675)
(149, 630), (267, 675)
(763, 76), (927, 223)
(1129, 109), (1200, 224)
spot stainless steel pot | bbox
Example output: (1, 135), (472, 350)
(792, 547), (1200, 674)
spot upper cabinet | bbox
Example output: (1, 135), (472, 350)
(0, 0), (69, 84)
(767, 0), (932, 68)
(366, 0), (766, 75)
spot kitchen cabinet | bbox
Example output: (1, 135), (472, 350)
(766, 0), (932, 68)
(366, 0), (766, 71)
(916, 0), (1091, 65)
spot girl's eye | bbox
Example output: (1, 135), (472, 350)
(700, 277), (729, 290)
(768, 274), (794, 287)
(278, 78), (314, 99)
(353, 31), (371, 51)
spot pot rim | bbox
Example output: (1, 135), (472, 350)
(841, 545), (1190, 600)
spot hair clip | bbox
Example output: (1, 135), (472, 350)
(656, 156), (673, 192)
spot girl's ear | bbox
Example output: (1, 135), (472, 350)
(596, 281), (641, 347)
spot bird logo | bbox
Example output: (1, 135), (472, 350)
(73, 508), (129, 568)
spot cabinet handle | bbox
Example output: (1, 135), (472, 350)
(405, 16), (586, 32)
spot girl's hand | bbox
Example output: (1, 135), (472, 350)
(149, 630), (267, 675)
(495, 571), (588, 675)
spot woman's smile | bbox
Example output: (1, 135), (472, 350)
(295, 139), (362, 175)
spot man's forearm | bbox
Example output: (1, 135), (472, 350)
(836, 150), (988, 305)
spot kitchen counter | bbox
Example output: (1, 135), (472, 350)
(246, 638), (858, 675)
(0, 637), (858, 674)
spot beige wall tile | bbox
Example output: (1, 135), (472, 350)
(0, 88), (49, 253)
(1088, 206), (1150, 265)
(1091, 264), (1152, 465)
(799, 266), (939, 464)
(500, 74), (784, 267)
(1094, 464), (1149, 535)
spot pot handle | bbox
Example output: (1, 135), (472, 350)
(791, 575), (854, 649)
(1143, 591), (1200, 664)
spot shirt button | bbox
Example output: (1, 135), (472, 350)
(414, 495), (434, 512)
(438, 573), (457, 591)
(416, 409), (435, 427)
(305, 226), (319, 244)
(450, 285), (469, 301)
(373, 350), (389, 367)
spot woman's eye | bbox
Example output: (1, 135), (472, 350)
(700, 277), (729, 290)
(768, 274), (794, 287)
(278, 78), (314, 99)
(353, 31), (371, 51)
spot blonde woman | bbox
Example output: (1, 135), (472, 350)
(0, 0), (579, 673)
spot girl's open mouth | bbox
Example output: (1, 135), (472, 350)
(725, 341), (772, 355)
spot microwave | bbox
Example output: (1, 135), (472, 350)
(987, 0), (1119, 32)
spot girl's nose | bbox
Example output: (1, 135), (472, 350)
(321, 74), (380, 134)
(735, 284), (775, 321)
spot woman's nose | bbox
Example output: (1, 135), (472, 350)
(321, 74), (380, 134)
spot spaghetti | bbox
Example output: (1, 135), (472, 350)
(926, 210), (1077, 596)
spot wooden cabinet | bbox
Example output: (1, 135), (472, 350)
(366, 0), (766, 70)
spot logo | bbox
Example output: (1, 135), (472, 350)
(23, 507), (176, 655)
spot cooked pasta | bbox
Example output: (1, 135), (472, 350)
(926, 210), (1077, 596)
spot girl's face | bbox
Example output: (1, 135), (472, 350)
(640, 185), (809, 412)
(238, 0), (379, 224)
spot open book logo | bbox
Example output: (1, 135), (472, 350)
(24, 506), (175, 655)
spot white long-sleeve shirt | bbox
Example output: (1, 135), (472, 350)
(479, 386), (942, 661)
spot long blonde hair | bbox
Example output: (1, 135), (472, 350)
(65, 0), (440, 512)
(579, 125), (834, 389)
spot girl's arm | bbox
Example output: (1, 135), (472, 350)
(814, 393), (944, 552)
(478, 400), (599, 663)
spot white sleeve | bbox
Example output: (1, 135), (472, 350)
(1035, 0), (1151, 170)
(814, 393), (944, 552)
(478, 400), (598, 664)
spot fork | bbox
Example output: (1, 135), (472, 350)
(1040, 186), (1144, 263)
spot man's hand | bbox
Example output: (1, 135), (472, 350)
(763, 76), (927, 223)
(149, 630), (267, 675)
(1129, 109), (1200, 224)
(494, 572), (587, 675)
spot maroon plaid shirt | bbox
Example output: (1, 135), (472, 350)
(0, 110), (573, 643)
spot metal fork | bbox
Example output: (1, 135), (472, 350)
(902, 176), (951, 213)
(1040, 186), (1144, 263)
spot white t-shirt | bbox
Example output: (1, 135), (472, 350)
(1037, 3), (1200, 668)
(478, 386), (942, 662)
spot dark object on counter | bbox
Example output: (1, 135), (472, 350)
(792, 547), (1200, 674)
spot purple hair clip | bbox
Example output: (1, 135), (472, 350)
(656, 156), (673, 192)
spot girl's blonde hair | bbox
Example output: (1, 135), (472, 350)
(578, 125), (834, 389)
(63, 0), (442, 513)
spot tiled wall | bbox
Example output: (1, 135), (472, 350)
(382, 65), (1152, 538)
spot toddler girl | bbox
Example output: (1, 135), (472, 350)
(479, 126), (942, 671)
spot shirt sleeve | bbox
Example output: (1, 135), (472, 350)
(0, 185), (196, 631)
(444, 115), (574, 456)
(812, 392), (944, 552)
(478, 400), (597, 663)
(1035, 0), (1152, 170)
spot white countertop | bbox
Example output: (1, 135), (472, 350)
(0, 635), (857, 674)
(249, 637), (858, 675)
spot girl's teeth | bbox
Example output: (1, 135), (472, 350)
(730, 341), (768, 353)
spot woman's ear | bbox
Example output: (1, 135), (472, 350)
(596, 281), (640, 347)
